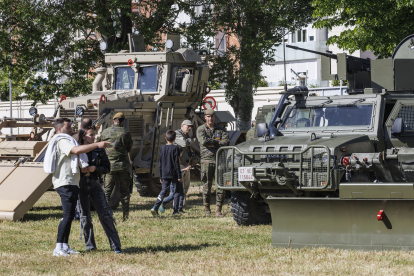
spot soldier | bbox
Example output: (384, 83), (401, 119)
(196, 109), (229, 216)
(97, 112), (133, 221)
(246, 120), (256, 141)
(174, 120), (194, 208)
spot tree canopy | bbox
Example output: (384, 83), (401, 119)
(313, 0), (414, 58)
(209, 0), (314, 129)
(0, 0), (209, 103)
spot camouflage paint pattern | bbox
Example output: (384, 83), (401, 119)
(196, 123), (229, 163)
(197, 123), (229, 206)
(97, 125), (133, 172)
(201, 162), (224, 206)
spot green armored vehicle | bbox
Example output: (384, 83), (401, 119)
(56, 34), (210, 201)
(217, 34), (414, 250)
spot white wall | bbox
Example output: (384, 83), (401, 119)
(0, 99), (56, 135)
(209, 86), (286, 125)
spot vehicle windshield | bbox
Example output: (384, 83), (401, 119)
(114, 67), (135, 90)
(279, 104), (373, 130)
(138, 66), (158, 93)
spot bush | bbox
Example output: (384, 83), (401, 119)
(331, 79), (347, 86)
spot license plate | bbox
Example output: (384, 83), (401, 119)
(238, 167), (254, 181)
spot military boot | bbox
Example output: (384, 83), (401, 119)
(215, 203), (223, 217)
(121, 197), (130, 221)
(204, 203), (211, 216)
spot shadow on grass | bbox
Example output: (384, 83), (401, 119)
(22, 212), (64, 221)
(123, 242), (219, 254)
(30, 206), (62, 211)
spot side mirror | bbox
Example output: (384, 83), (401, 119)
(257, 123), (269, 138)
(391, 118), (405, 137)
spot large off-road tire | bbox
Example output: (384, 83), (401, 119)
(135, 174), (162, 197)
(230, 191), (271, 226)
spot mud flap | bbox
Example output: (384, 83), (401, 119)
(268, 197), (414, 250)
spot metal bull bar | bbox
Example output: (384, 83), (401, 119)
(216, 145), (331, 192)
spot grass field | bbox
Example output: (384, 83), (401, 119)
(1, 183), (414, 275)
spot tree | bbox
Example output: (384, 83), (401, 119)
(0, 0), (208, 104)
(209, 0), (314, 130)
(313, 0), (414, 58)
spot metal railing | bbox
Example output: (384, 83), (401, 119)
(216, 145), (331, 190)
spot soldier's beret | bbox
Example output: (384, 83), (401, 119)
(204, 109), (215, 115)
(113, 112), (125, 119)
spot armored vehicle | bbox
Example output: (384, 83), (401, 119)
(217, 34), (414, 250)
(55, 34), (210, 202)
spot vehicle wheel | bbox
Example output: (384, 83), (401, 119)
(135, 174), (162, 197)
(230, 191), (271, 226)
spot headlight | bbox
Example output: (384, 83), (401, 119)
(322, 153), (328, 163)
(313, 153), (329, 163)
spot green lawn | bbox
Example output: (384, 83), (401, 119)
(1, 183), (414, 275)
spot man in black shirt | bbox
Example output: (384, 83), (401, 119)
(151, 130), (183, 216)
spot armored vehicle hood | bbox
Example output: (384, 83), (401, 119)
(236, 134), (374, 154)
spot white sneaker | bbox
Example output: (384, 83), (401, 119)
(53, 248), (69, 257)
(64, 247), (80, 254)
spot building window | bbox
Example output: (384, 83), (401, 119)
(216, 33), (226, 53)
(309, 36), (314, 41)
(291, 33), (296, 43)
(297, 30), (301, 42)
(302, 30), (307, 42)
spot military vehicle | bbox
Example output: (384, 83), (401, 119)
(0, 33), (212, 219)
(52, 34), (212, 205)
(217, 34), (414, 250)
(0, 114), (54, 221)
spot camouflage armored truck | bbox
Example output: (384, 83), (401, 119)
(55, 34), (210, 201)
(217, 34), (414, 250)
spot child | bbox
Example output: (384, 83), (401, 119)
(151, 130), (183, 216)
(159, 145), (191, 213)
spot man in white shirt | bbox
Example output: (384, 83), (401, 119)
(45, 118), (110, 257)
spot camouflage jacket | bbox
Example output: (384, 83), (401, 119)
(196, 123), (229, 163)
(97, 125), (133, 172)
(174, 129), (192, 167)
(246, 126), (256, 141)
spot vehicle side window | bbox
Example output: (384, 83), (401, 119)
(138, 66), (158, 93)
(396, 105), (414, 134)
(114, 67), (135, 90)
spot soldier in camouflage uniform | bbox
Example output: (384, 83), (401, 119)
(245, 120), (256, 141)
(97, 112), (133, 221)
(196, 108), (229, 216)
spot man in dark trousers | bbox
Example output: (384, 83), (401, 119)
(43, 118), (110, 256)
(97, 112), (133, 221)
(150, 130), (183, 216)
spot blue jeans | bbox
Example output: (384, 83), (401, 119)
(153, 179), (183, 213)
(163, 182), (184, 211)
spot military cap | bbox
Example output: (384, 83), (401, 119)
(113, 112), (125, 119)
(204, 109), (215, 115)
(181, 119), (194, 126)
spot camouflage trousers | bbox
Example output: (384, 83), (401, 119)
(104, 171), (132, 208)
(201, 161), (224, 206)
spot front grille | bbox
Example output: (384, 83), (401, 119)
(216, 146), (331, 189)
(217, 149), (244, 188)
(301, 147), (330, 187)
(59, 109), (99, 120)
(128, 118), (143, 136)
